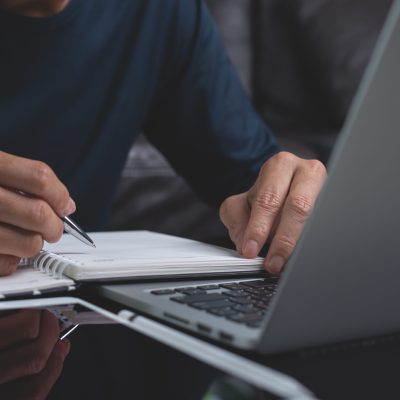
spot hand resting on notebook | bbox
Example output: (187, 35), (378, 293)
(220, 151), (327, 275)
(0, 151), (76, 276)
(0, 309), (70, 399)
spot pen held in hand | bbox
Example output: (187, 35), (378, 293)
(62, 216), (96, 248)
(16, 190), (95, 248)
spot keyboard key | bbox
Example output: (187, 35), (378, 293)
(254, 301), (269, 309)
(251, 293), (272, 301)
(241, 280), (270, 288)
(151, 289), (175, 295)
(243, 288), (261, 296)
(175, 288), (205, 296)
(233, 305), (264, 314)
(180, 293), (227, 304)
(219, 283), (247, 290)
(190, 299), (233, 310)
(222, 290), (249, 298)
(207, 307), (236, 317)
(247, 321), (263, 329)
(228, 313), (263, 324)
(263, 286), (278, 293)
(263, 278), (279, 284)
(226, 313), (246, 323)
(261, 291), (275, 298)
(170, 296), (187, 304)
(230, 297), (252, 305)
(196, 284), (219, 290)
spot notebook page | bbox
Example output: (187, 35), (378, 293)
(0, 265), (75, 298)
(43, 231), (263, 280)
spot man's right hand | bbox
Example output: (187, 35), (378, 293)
(0, 151), (75, 276)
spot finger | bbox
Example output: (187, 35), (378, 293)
(0, 254), (20, 276)
(0, 310), (41, 350)
(0, 310), (60, 384)
(242, 153), (295, 258)
(0, 340), (70, 400)
(0, 223), (43, 260)
(265, 160), (326, 274)
(0, 151), (75, 217)
(0, 187), (64, 242)
(219, 193), (250, 253)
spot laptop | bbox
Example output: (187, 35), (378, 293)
(96, 0), (400, 355)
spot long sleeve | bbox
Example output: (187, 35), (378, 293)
(144, 0), (279, 207)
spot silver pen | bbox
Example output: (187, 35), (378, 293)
(62, 216), (96, 248)
(16, 190), (94, 248)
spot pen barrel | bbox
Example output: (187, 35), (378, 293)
(62, 217), (96, 247)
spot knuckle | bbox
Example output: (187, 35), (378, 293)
(271, 151), (296, 165)
(31, 161), (54, 191)
(22, 234), (43, 258)
(288, 194), (314, 221)
(247, 220), (270, 240)
(31, 200), (52, 226)
(53, 186), (70, 215)
(307, 159), (327, 176)
(274, 234), (297, 254)
(254, 191), (282, 215)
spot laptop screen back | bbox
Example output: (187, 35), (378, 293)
(259, 0), (400, 354)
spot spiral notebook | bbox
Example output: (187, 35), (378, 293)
(0, 231), (263, 299)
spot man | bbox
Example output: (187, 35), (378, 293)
(0, 0), (326, 397)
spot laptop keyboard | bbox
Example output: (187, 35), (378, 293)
(150, 278), (278, 329)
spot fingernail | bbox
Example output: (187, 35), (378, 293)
(243, 240), (259, 258)
(63, 198), (76, 216)
(267, 255), (285, 274)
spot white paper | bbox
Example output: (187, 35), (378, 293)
(44, 231), (263, 280)
(0, 266), (74, 297)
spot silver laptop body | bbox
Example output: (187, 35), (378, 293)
(98, 0), (400, 355)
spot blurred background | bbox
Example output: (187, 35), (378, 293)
(108, 0), (393, 246)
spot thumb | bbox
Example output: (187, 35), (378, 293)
(219, 193), (250, 253)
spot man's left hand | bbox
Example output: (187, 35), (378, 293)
(220, 151), (327, 274)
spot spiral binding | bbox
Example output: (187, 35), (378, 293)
(33, 251), (72, 279)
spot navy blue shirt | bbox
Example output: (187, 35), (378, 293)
(0, 0), (278, 230)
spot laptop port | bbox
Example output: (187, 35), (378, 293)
(163, 312), (189, 325)
(197, 323), (211, 333)
(219, 331), (233, 342)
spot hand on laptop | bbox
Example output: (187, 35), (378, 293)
(0, 309), (70, 399)
(0, 151), (75, 276)
(220, 151), (327, 274)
